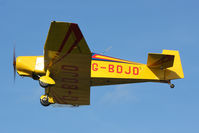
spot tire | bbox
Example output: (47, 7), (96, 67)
(39, 81), (49, 88)
(40, 97), (50, 106)
(170, 84), (175, 88)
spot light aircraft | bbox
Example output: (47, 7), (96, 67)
(13, 21), (184, 106)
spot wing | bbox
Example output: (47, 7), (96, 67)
(48, 54), (91, 105)
(44, 21), (91, 69)
(44, 21), (91, 105)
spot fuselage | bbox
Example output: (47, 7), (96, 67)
(16, 53), (172, 86)
(16, 56), (45, 77)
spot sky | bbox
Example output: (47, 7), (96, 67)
(0, 0), (199, 132)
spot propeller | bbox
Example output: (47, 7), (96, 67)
(13, 46), (16, 82)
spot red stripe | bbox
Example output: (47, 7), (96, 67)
(64, 24), (83, 54)
(53, 24), (83, 65)
(93, 54), (128, 62)
(93, 56), (122, 63)
(58, 26), (72, 52)
(92, 54), (97, 58)
(46, 25), (72, 68)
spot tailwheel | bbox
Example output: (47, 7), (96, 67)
(168, 80), (175, 88)
(170, 84), (175, 88)
(40, 96), (50, 106)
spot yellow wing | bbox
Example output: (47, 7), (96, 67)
(48, 54), (91, 105)
(44, 21), (91, 69)
(44, 21), (91, 105)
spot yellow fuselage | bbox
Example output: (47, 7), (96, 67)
(16, 56), (45, 77)
(16, 50), (184, 86)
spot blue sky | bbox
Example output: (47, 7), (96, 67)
(0, 0), (199, 133)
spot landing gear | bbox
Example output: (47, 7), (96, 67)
(40, 96), (50, 106)
(168, 80), (175, 88)
(170, 84), (175, 88)
(32, 73), (40, 80)
(39, 80), (49, 88)
(40, 87), (54, 106)
(39, 70), (55, 106)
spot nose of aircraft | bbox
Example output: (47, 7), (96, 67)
(16, 56), (37, 76)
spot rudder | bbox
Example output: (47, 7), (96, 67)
(162, 50), (184, 80)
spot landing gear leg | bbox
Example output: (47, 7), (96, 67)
(168, 80), (175, 88)
(40, 87), (51, 106)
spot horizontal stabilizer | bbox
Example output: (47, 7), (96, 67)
(147, 53), (174, 69)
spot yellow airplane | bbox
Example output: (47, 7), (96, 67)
(13, 21), (184, 107)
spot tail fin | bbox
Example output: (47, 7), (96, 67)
(162, 50), (184, 80)
(147, 50), (184, 80)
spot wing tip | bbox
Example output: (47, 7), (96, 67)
(50, 21), (78, 25)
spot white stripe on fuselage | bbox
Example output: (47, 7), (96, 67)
(35, 57), (44, 71)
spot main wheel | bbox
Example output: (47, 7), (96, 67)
(40, 96), (50, 106)
(39, 80), (49, 88)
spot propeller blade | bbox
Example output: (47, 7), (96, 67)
(13, 46), (16, 82)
